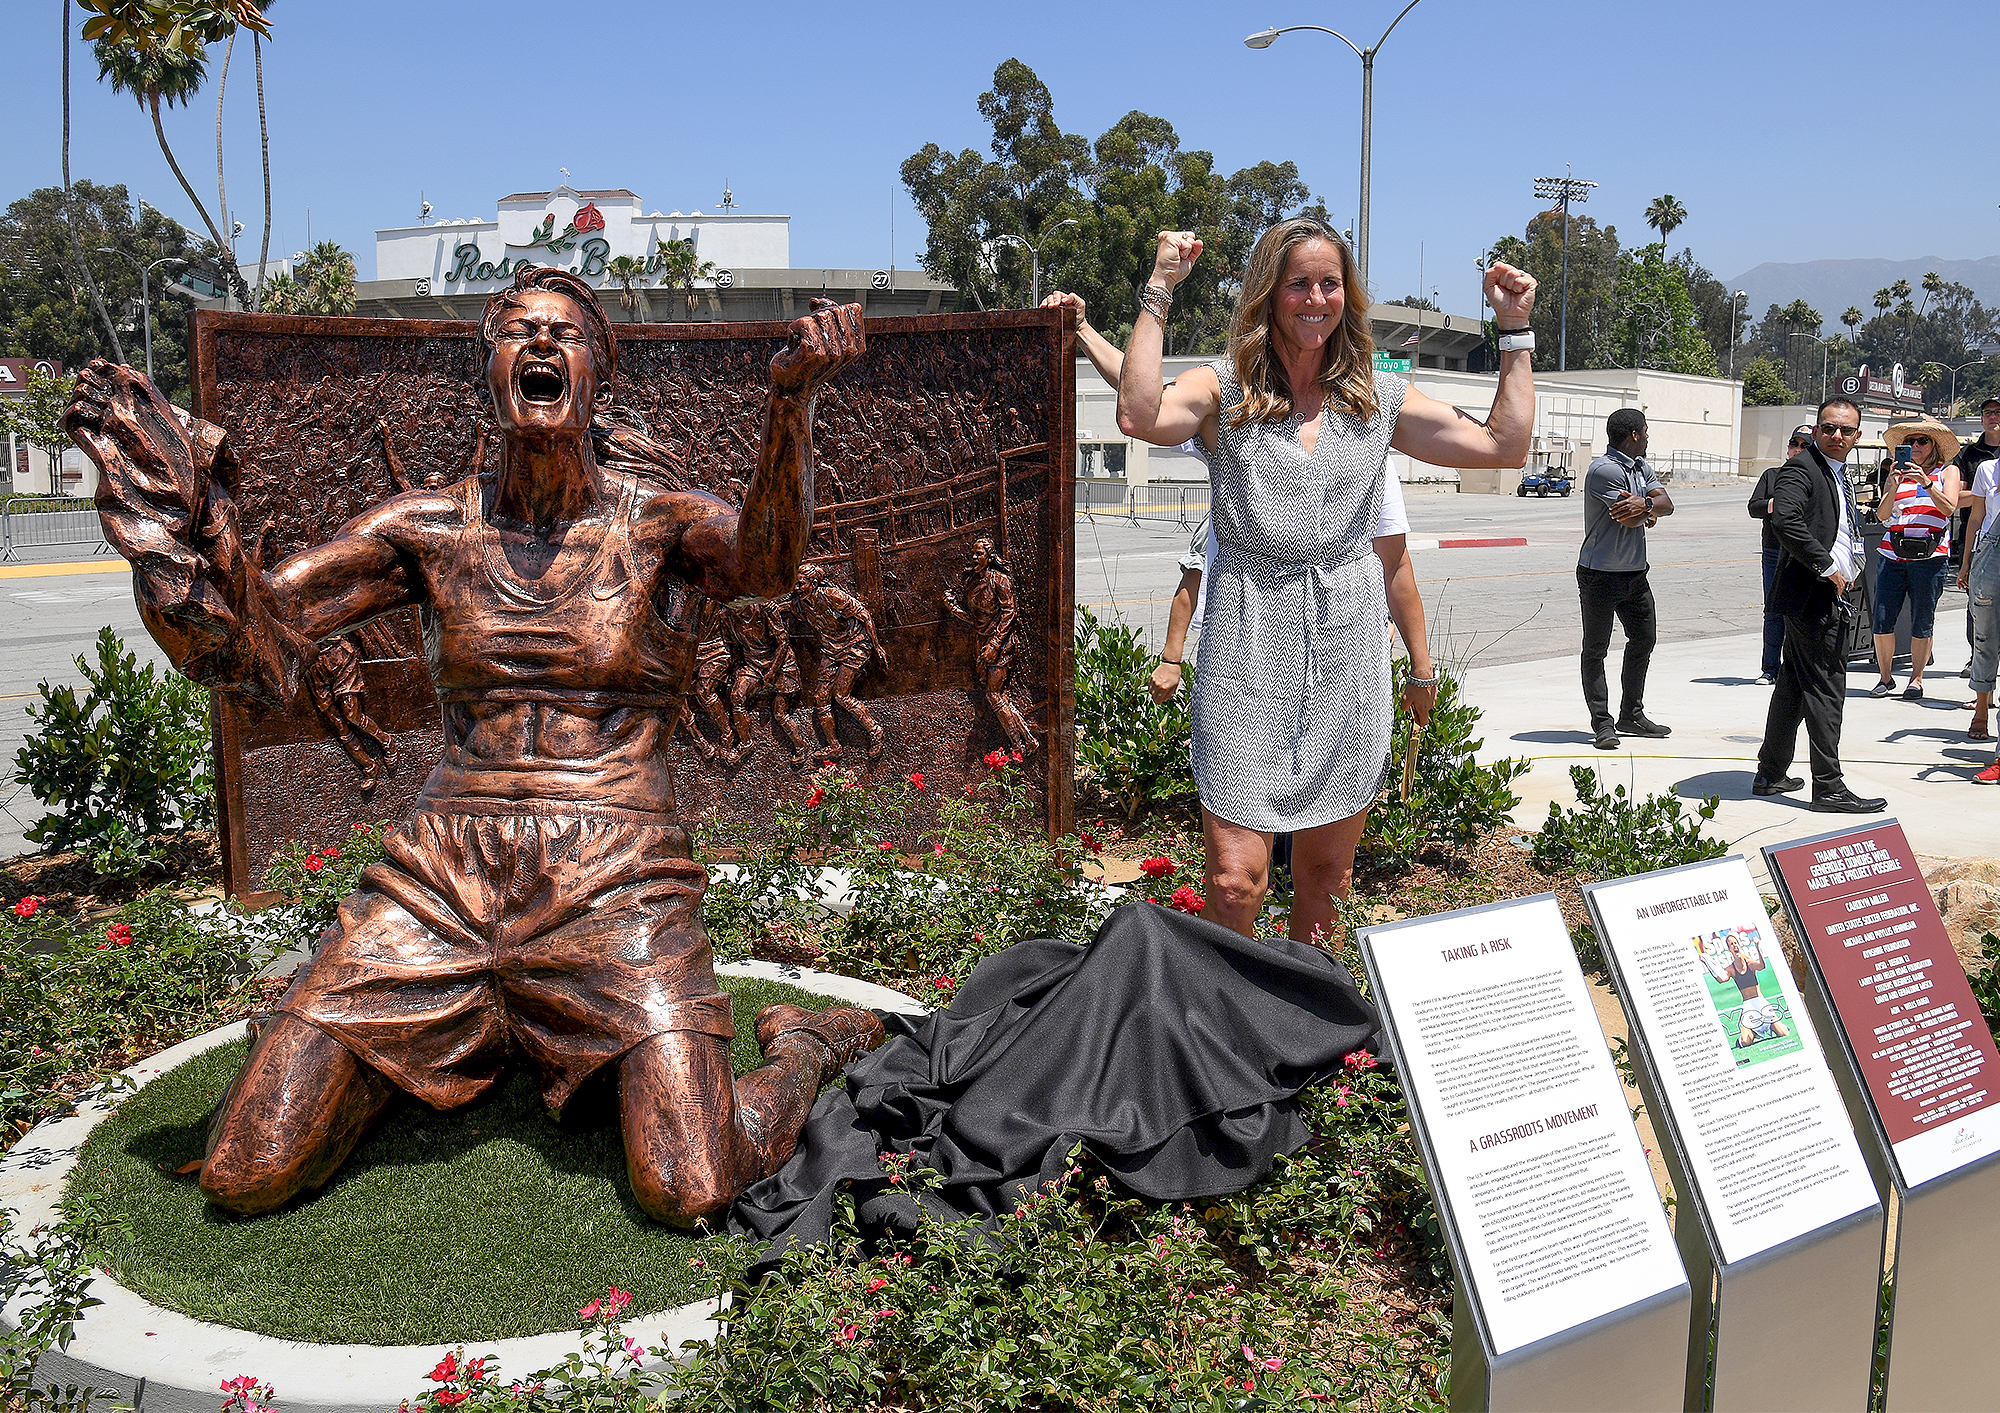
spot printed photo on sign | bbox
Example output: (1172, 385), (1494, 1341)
(1696, 924), (1804, 1067)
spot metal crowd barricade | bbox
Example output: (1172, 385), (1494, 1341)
(0, 497), (110, 562)
(1122, 482), (1212, 528)
(1663, 449), (1740, 484)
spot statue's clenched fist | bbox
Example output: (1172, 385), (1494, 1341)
(64, 359), (206, 516)
(770, 299), (866, 396)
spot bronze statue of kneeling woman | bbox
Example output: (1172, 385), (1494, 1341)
(64, 267), (883, 1227)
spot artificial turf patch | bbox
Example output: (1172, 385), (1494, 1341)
(68, 975), (850, 1345)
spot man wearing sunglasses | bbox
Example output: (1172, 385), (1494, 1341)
(1753, 397), (1887, 812)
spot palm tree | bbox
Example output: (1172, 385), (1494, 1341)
(1643, 194), (1686, 245)
(61, 0), (124, 362)
(1873, 287), (1892, 316)
(654, 238), (716, 319)
(1842, 306), (1862, 338)
(296, 240), (355, 315)
(604, 255), (649, 320)
(93, 32), (250, 306)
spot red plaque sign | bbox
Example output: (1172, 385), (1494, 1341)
(1768, 822), (2000, 1188)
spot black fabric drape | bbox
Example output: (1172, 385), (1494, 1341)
(729, 902), (1382, 1274)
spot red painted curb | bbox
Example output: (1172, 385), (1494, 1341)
(1436, 536), (1529, 549)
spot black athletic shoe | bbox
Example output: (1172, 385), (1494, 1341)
(1617, 713), (1672, 738)
(1594, 725), (1620, 750)
(1752, 775), (1804, 796)
(1811, 789), (1888, 813)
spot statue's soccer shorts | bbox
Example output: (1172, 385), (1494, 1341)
(277, 801), (734, 1112)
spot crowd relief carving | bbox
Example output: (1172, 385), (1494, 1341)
(181, 308), (1072, 900)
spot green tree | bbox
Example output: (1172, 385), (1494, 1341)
(1740, 356), (1792, 406)
(1, 181), (213, 402)
(259, 240), (354, 315)
(1643, 194), (1686, 243)
(0, 369), (79, 471)
(1615, 245), (1717, 375)
(604, 254), (649, 318)
(653, 237), (715, 319)
(1486, 209), (1623, 370)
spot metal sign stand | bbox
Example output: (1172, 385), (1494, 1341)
(1361, 897), (1690, 1412)
(1583, 861), (1883, 1412)
(1764, 827), (2000, 1411)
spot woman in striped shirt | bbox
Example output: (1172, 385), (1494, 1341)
(1869, 419), (1962, 701)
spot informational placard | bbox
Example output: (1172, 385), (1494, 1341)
(1586, 857), (1878, 1265)
(1362, 895), (1685, 1357)
(1767, 822), (2000, 1189)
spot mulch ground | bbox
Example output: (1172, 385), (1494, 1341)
(1, 829), (221, 920)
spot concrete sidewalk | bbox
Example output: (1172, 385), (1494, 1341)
(1463, 632), (1998, 883)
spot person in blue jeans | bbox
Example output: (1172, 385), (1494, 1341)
(1748, 426), (1813, 684)
(1867, 419), (1962, 701)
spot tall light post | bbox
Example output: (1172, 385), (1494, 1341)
(992, 218), (1078, 309)
(1789, 330), (1834, 406)
(1941, 355), (1987, 414)
(1532, 170), (1597, 372)
(1245, 0), (1426, 293)
(1726, 290), (1748, 379)
(97, 247), (185, 381)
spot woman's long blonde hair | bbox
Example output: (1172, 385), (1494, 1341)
(1225, 217), (1377, 429)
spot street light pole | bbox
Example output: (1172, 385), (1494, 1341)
(97, 247), (185, 381)
(993, 217), (1078, 309)
(1532, 170), (1597, 372)
(1942, 355), (1987, 414)
(1726, 290), (1747, 379)
(1245, 0), (1426, 293)
(1788, 331), (1833, 406)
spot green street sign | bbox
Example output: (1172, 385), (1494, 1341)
(1374, 354), (1412, 373)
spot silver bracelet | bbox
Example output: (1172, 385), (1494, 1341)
(1407, 672), (1440, 688)
(1137, 283), (1172, 321)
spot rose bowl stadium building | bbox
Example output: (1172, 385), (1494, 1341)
(361, 185), (953, 322)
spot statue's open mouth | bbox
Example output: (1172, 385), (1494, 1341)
(517, 362), (566, 405)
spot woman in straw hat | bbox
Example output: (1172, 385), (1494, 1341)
(1868, 417), (1962, 701)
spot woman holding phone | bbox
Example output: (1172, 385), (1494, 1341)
(1869, 418), (1962, 700)
(1116, 220), (1537, 944)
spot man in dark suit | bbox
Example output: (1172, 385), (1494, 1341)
(1754, 398), (1887, 812)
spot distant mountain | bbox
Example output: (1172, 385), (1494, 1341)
(1722, 256), (2000, 327)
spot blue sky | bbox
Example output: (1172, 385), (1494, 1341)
(6, 0), (1994, 317)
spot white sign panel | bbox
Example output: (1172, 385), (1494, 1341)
(1588, 858), (1879, 1265)
(1365, 896), (1685, 1356)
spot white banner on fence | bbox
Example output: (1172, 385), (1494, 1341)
(1588, 857), (1878, 1264)
(1366, 895), (1684, 1356)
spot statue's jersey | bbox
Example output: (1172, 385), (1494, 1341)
(412, 471), (701, 815)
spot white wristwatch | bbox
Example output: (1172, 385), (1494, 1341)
(1496, 329), (1535, 353)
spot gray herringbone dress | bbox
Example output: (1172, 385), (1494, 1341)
(1191, 363), (1404, 832)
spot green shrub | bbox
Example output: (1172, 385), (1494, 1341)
(0, 889), (276, 1137)
(11, 627), (212, 880)
(1361, 665), (1530, 876)
(1, 1195), (124, 1412)
(1531, 766), (1726, 878)
(1968, 932), (2000, 1037)
(262, 819), (392, 934)
(1074, 605), (1197, 823)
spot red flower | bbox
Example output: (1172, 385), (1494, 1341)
(1078, 829), (1101, 852)
(1342, 1050), (1378, 1070)
(322, 846), (340, 860)
(434, 1393), (468, 1407)
(933, 976), (956, 991)
(867, 1276), (889, 1292)
(351, 821), (372, 832)
(908, 771), (925, 790)
(428, 1353), (458, 1382)
(12, 895), (43, 919)
(805, 786), (825, 808)
(303, 854), (324, 873)
(972, 930), (983, 944)
(1167, 885), (1205, 914)
(106, 922), (133, 947)
(1139, 856), (1176, 879)
(878, 840), (895, 852)
(1010, 749), (1022, 763)
(572, 202), (606, 233)
(984, 749), (1009, 770)
(834, 1322), (859, 1343)
(932, 841), (945, 857)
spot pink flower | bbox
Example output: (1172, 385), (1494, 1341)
(303, 854), (324, 873)
(1336, 1086), (1351, 1107)
(623, 1336), (642, 1362)
(605, 1286), (631, 1314)
(867, 1277), (889, 1292)
(106, 922), (133, 947)
(875, 1308), (898, 1318)
(1244, 1344), (1283, 1372)
(933, 841), (945, 857)
(1342, 1050), (1378, 1070)
(579, 1298), (601, 1320)
(1139, 856), (1175, 879)
(834, 1322), (859, 1343)
(1167, 885), (1205, 914)
(908, 771), (925, 790)
(12, 895), (43, 919)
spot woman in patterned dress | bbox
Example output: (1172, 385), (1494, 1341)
(1117, 219), (1538, 943)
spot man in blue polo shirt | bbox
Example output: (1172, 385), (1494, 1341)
(1578, 407), (1674, 751)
